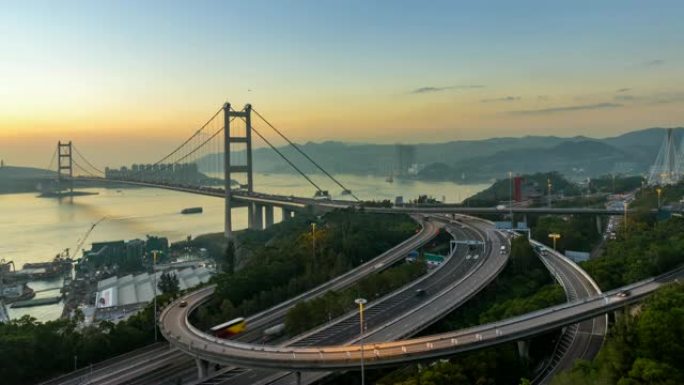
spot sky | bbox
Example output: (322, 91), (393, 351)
(2, 0), (684, 168)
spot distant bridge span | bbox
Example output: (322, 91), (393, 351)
(74, 176), (660, 217)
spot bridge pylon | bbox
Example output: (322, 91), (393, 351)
(57, 141), (74, 193)
(223, 103), (254, 239)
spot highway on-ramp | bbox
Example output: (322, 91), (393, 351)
(39, 216), (440, 385)
(160, 258), (684, 372)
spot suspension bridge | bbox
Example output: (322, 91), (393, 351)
(37, 102), (684, 385)
(45, 102), (681, 241)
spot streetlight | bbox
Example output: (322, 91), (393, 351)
(548, 233), (561, 251)
(355, 298), (367, 385)
(656, 188), (662, 209)
(311, 222), (316, 259)
(152, 250), (158, 342)
(547, 177), (553, 208)
(624, 201), (628, 232)
(509, 171), (513, 228)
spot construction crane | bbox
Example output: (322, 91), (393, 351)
(63, 217), (107, 260)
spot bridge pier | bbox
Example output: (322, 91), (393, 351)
(596, 215), (603, 234)
(282, 208), (293, 220)
(251, 204), (264, 230)
(195, 358), (209, 379)
(296, 371), (302, 385)
(265, 205), (274, 228)
(517, 340), (530, 363)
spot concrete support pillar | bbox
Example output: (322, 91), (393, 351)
(196, 358), (209, 380)
(282, 208), (293, 220)
(296, 371), (302, 385)
(265, 205), (274, 228)
(522, 214), (528, 227)
(251, 204), (264, 230)
(596, 216), (603, 235)
(517, 340), (530, 362)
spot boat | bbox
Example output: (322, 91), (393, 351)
(181, 207), (203, 215)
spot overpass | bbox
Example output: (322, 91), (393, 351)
(159, 265), (683, 372)
(196, 215), (509, 385)
(38, 215), (440, 385)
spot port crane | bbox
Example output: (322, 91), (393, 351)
(62, 217), (107, 260)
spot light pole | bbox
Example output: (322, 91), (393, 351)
(355, 298), (367, 385)
(311, 222), (316, 260)
(548, 233), (561, 251)
(547, 177), (553, 208)
(623, 201), (628, 232)
(152, 250), (158, 342)
(656, 188), (662, 209)
(509, 171), (513, 228)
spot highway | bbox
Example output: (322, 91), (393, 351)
(195, 216), (509, 385)
(74, 176), (660, 216)
(159, 258), (684, 372)
(39, 215), (441, 385)
(530, 240), (607, 384)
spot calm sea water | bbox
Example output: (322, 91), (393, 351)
(0, 173), (488, 321)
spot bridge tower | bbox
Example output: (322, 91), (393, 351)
(57, 141), (74, 193)
(223, 103), (254, 239)
(648, 128), (681, 186)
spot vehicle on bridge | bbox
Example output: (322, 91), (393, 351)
(313, 190), (331, 200)
(263, 323), (286, 341)
(210, 317), (246, 338)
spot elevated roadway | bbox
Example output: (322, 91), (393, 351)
(159, 262), (684, 371)
(200, 216), (509, 385)
(531, 240), (607, 384)
(74, 177), (658, 216)
(40, 215), (440, 385)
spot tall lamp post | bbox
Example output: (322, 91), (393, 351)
(548, 233), (561, 251)
(509, 171), (513, 228)
(656, 188), (662, 209)
(152, 250), (158, 342)
(547, 177), (553, 208)
(311, 223), (316, 259)
(355, 298), (367, 385)
(624, 201), (628, 232)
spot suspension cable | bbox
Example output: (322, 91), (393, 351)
(252, 108), (359, 201)
(153, 107), (222, 166)
(252, 124), (323, 192)
(72, 159), (100, 178)
(72, 145), (104, 175)
(46, 147), (57, 173)
(175, 125), (225, 164)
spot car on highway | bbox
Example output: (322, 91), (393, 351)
(415, 289), (426, 297)
(616, 289), (631, 298)
(179, 300), (188, 308)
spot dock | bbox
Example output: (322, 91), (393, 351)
(10, 296), (62, 308)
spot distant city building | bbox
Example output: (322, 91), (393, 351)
(104, 162), (216, 185)
(396, 145), (416, 177)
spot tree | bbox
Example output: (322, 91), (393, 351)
(158, 272), (179, 295)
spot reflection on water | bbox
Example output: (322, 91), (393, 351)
(0, 173), (488, 321)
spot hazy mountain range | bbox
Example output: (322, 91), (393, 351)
(198, 127), (683, 182)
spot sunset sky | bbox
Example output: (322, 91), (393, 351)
(2, 0), (684, 168)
